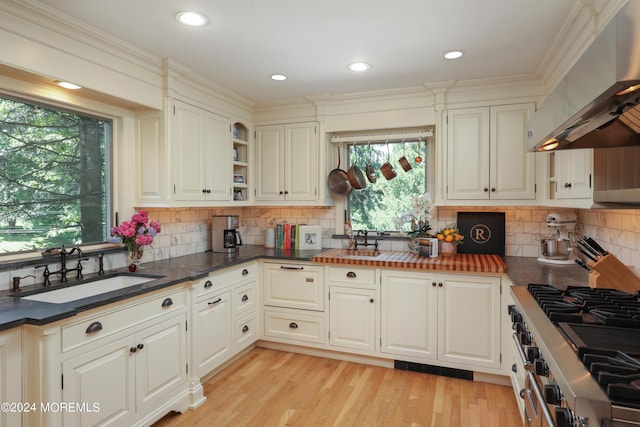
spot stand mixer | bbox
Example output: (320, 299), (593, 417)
(537, 212), (577, 264)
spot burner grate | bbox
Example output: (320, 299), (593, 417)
(561, 323), (640, 357)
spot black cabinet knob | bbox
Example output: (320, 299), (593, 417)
(544, 384), (562, 405)
(432, 281), (437, 287)
(346, 271), (357, 278)
(511, 363), (517, 373)
(289, 322), (299, 329)
(555, 407), (574, 427)
(137, 343), (144, 350)
(204, 280), (213, 288)
(130, 346), (137, 354)
(526, 347), (540, 363)
(161, 297), (173, 307)
(483, 187), (489, 192)
(242, 325), (249, 333)
(242, 269), (249, 276)
(242, 294), (249, 302)
(534, 358), (548, 376)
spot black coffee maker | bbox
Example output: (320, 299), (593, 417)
(212, 215), (242, 253)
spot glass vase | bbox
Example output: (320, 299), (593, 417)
(128, 246), (144, 272)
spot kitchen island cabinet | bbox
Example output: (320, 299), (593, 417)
(255, 122), (318, 203)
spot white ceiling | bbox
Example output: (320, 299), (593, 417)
(34, 0), (578, 105)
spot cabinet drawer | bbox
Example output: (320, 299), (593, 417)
(234, 313), (257, 352)
(327, 266), (376, 285)
(194, 262), (257, 298)
(264, 310), (325, 344)
(234, 282), (257, 317)
(264, 263), (324, 311)
(62, 289), (186, 353)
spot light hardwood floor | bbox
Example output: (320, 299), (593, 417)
(154, 348), (522, 427)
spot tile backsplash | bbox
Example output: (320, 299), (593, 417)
(2, 205), (640, 291)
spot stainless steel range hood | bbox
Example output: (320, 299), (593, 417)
(528, 1), (640, 152)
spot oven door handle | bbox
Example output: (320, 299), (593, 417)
(526, 371), (555, 427)
(512, 333), (531, 369)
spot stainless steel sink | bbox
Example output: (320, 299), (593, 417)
(22, 274), (162, 304)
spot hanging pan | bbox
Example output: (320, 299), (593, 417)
(328, 146), (352, 196)
(347, 144), (367, 190)
(365, 142), (377, 184)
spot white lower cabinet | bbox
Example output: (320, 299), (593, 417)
(23, 287), (190, 427)
(262, 262), (326, 347)
(190, 261), (258, 380)
(327, 266), (378, 353)
(0, 328), (22, 427)
(62, 314), (187, 426)
(329, 286), (377, 352)
(437, 274), (502, 370)
(380, 270), (438, 361)
(192, 290), (233, 376)
(381, 270), (502, 371)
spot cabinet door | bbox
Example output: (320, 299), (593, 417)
(203, 112), (232, 201)
(437, 274), (501, 370)
(173, 100), (208, 201)
(380, 271), (437, 361)
(0, 329), (22, 427)
(193, 291), (233, 376)
(255, 124), (285, 200)
(447, 107), (491, 199)
(490, 103), (536, 200)
(329, 286), (376, 352)
(136, 314), (188, 412)
(284, 122), (317, 201)
(62, 336), (136, 427)
(136, 111), (167, 205)
(555, 149), (593, 199)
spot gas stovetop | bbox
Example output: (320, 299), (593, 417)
(528, 283), (640, 328)
(527, 284), (640, 413)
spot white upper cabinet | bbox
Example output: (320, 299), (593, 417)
(447, 103), (536, 201)
(255, 122), (318, 202)
(173, 100), (231, 202)
(553, 149), (593, 200)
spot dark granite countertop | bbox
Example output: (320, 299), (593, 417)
(0, 245), (325, 332)
(503, 256), (589, 289)
(0, 247), (590, 332)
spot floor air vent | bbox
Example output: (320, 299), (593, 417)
(394, 360), (473, 381)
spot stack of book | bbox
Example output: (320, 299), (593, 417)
(275, 223), (299, 250)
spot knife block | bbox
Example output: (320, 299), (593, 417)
(588, 253), (640, 294)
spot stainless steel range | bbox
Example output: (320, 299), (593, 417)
(510, 284), (640, 426)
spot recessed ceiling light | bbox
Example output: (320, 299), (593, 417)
(270, 74), (287, 81)
(347, 62), (371, 72)
(176, 11), (208, 26)
(443, 50), (464, 60)
(54, 80), (81, 90)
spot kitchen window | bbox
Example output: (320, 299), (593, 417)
(334, 128), (432, 233)
(0, 95), (111, 254)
